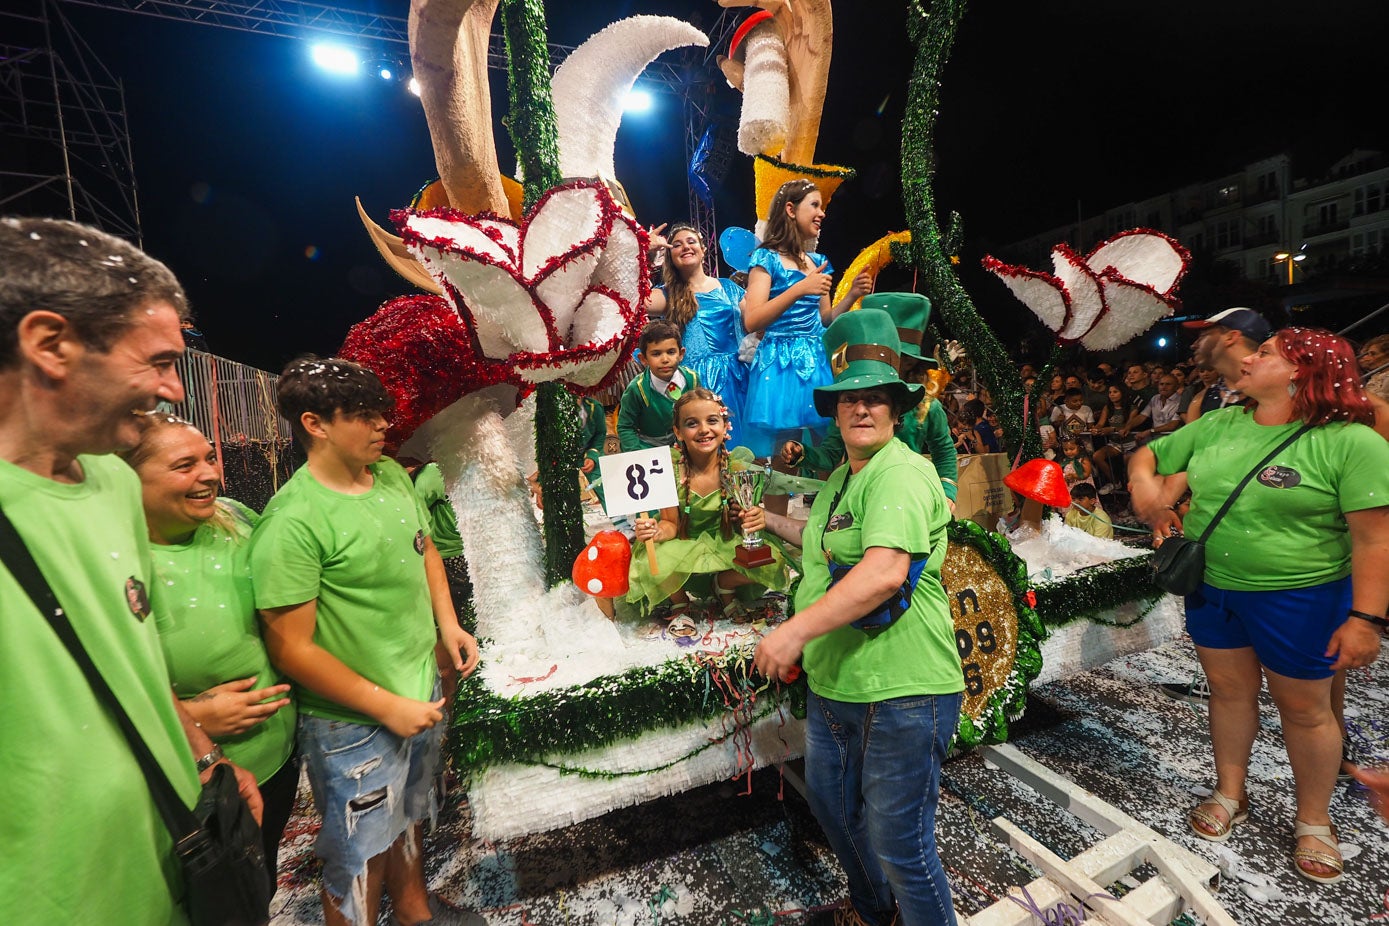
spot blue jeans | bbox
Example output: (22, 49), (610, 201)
(805, 690), (962, 926)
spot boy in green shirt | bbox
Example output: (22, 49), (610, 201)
(253, 357), (481, 926)
(617, 320), (701, 451)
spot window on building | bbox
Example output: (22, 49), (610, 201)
(1369, 185), (1382, 213)
(1317, 201), (1339, 228)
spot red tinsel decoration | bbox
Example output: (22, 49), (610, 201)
(339, 294), (521, 451)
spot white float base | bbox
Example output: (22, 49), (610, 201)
(468, 707), (806, 841)
(1035, 593), (1184, 687)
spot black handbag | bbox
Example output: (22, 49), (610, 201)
(1150, 424), (1312, 596)
(0, 506), (271, 926)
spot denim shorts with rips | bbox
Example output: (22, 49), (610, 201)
(298, 682), (444, 926)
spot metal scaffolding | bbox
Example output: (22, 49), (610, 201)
(0, 0), (142, 240)
(5, 0), (740, 254)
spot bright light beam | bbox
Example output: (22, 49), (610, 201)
(311, 44), (360, 76)
(622, 88), (654, 114)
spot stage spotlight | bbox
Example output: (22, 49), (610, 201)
(379, 67), (393, 81)
(622, 88), (653, 113)
(408, 77), (422, 97)
(1157, 337), (1168, 348)
(311, 43), (359, 75)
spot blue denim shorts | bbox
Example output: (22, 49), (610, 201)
(1184, 576), (1351, 680)
(298, 688), (445, 922)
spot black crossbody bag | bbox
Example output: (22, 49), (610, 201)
(0, 506), (271, 926)
(1150, 423), (1312, 596)
(821, 469), (930, 630)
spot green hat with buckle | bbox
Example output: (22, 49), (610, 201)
(860, 292), (935, 366)
(813, 308), (925, 417)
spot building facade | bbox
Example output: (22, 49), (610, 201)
(999, 149), (1389, 289)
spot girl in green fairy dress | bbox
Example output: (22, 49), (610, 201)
(626, 388), (788, 621)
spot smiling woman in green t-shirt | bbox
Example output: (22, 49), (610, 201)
(122, 414), (298, 893)
(1131, 327), (1389, 887)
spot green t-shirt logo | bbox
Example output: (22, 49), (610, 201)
(1257, 465), (1301, 489)
(413, 529), (426, 555)
(124, 576), (151, 621)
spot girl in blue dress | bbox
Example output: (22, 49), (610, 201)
(741, 179), (871, 457)
(645, 223), (750, 449)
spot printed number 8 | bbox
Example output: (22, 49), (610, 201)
(626, 463), (650, 500)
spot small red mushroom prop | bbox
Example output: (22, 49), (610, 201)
(1004, 459), (1071, 533)
(573, 530), (631, 600)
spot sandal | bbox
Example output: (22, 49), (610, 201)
(1292, 820), (1343, 884)
(1188, 789), (1249, 842)
(714, 575), (753, 624)
(723, 597), (753, 624)
(651, 599), (692, 623)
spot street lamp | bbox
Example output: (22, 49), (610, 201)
(1272, 245), (1307, 285)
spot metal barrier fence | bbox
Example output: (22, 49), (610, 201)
(169, 348), (290, 445)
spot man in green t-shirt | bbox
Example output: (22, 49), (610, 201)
(254, 357), (482, 926)
(0, 218), (261, 924)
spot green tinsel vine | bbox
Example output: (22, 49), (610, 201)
(898, 0), (1040, 466)
(500, 0), (562, 207)
(447, 646), (807, 779)
(535, 382), (585, 586)
(1033, 552), (1164, 628)
(499, 0), (582, 579)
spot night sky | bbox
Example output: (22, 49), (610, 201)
(44, 0), (1389, 372)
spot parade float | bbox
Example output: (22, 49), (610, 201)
(340, 0), (1183, 840)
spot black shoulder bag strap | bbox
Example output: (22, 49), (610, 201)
(1192, 422), (1314, 544)
(0, 505), (201, 848)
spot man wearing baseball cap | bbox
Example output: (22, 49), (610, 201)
(1180, 307), (1272, 424)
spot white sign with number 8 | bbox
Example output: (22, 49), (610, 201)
(599, 447), (679, 517)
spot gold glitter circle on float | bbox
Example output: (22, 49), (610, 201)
(940, 542), (1019, 723)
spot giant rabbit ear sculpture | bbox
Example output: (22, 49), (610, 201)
(358, 2), (706, 288)
(339, 1), (708, 669)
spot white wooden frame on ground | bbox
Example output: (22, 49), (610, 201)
(965, 744), (1234, 926)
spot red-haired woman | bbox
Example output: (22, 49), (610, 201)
(1130, 328), (1389, 886)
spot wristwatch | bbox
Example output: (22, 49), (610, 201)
(195, 744), (226, 773)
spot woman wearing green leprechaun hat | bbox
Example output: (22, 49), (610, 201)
(755, 308), (963, 926)
(778, 292), (959, 510)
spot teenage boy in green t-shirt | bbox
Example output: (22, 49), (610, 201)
(253, 357), (482, 926)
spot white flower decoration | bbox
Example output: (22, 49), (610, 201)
(984, 229), (1191, 351)
(396, 179), (647, 390)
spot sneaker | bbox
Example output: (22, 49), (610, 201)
(1159, 675), (1211, 704)
(1098, 483), (1116, 495)
(1340, 739), (1360, 782)
(394, 894), (487, 926)
(832, 902), (898, 926)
